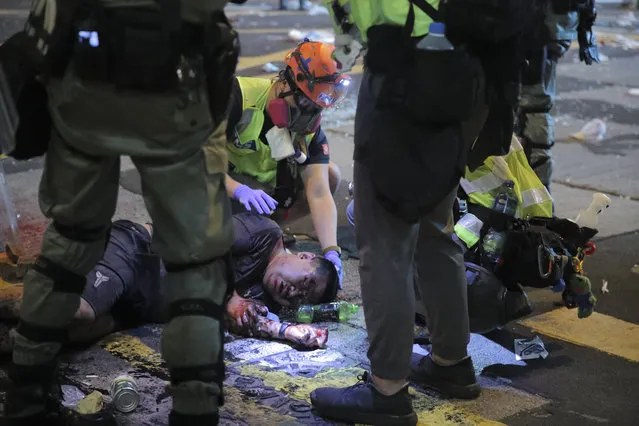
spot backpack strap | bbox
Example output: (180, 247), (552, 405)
(404, 0), (440, 39)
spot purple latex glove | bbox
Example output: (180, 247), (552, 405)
(324, 250), (343, 290)
(233, 185), (278, 215)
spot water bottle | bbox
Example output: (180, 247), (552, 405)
(416, 22), (454, 51)
(482, 180), (519, 263)
(492, 180), (518, 217)
(574, 192), (611, 229)
(296, 302), (359, 324)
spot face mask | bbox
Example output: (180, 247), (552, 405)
(267, 98), (322, 134)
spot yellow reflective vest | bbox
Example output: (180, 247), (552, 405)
(226, 77), (315, 187)
(324, 0), (438, 42)
(454, 135), (554, 248)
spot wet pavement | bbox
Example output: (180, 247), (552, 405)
(2, 1), (639, 425)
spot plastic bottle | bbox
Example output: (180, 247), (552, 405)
(492, 180), (518, 217)
(482, 180), (519, 263)
(296, 301), (359, 324)
(416, 22), (454, 51)
(574, 192), (611, 229)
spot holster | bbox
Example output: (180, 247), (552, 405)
(272, 159), (300, 210)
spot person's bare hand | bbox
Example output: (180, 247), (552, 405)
(284, 324), (328, 349)
(225, 294), (268, 332)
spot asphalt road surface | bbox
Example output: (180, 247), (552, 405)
(1, 2), (639, 425)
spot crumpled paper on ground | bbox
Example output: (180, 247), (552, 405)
(515, 336), (549, 361)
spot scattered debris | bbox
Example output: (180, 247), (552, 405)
(631, 264), (639, 274)
(628, 88), (639, 97)
(597, 33), (639, 50)
(287, 29), (335, 44)
(570, 119), (607, 142)
(76, 391), (104, 415)
(615, 11), (637, 28)
(306, 4), (329, 15)
(514, 336), (549, 361)
(262, 62), (279, 73)
(61, 385), (86, 408)
(601, 279), (610, 294)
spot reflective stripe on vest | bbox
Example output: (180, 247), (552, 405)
(460, 137), (553, 219)
(454, 213), (484, 248)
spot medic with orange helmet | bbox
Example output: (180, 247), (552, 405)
(224, 40), (351, 287)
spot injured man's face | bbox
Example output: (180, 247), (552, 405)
(262, 252), (335, 308)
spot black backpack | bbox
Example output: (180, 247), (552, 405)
(412, 0), (546, 46)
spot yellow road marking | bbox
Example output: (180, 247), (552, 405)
(238, 364), (506, 426)
(241, 63), (364, 79)
(227, 9), (309, 18)
(237, 48), (291, 71)
(0, 9), (28, 16)
(100, 333), (297, 424)
(520, 309), (639, 363)
(101, 333), (510, 425)
(238, 27), (332, 35)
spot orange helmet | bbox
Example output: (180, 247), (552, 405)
(283, 40), (351, 109)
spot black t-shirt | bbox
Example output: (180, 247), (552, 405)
(226, 77), (330, 166)
(81, 215), (284, 324)
(230, 213), (283, 311)
(82, 220), (162, 326)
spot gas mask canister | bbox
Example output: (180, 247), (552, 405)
(267, 86), (322, 134)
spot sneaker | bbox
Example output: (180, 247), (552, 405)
(311, 372), (418, 426)
(410, 355), (480, 400)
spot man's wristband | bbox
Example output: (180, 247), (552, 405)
(322, 246), (341, 256)
(278, 322), (292, 339)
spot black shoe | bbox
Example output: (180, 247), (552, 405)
(410, 355), (480, 400)
(310, 371), (417, 426)
(1, 378), (118, 426)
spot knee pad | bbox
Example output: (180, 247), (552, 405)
(163, 254), (235, 407)
(17, 256), (86, 345)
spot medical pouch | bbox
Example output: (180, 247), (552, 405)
(499, 225), (570, 289)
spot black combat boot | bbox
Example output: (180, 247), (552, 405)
(410, 354), (481, 400)
(1, 376), (119, 426)
(311, 371), (418, 426)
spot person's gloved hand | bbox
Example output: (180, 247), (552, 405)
(324, 250), (343, 289)
(233, 185), (278, 215)
(564, 274), (597, 318)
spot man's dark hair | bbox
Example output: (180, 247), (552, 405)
(312, 256), (339, 303)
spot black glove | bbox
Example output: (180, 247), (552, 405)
(577, 0), (600, 65)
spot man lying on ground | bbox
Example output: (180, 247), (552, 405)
(0, 213), (339, 352)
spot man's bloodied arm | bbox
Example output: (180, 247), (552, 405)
(224, 292), (328, 349)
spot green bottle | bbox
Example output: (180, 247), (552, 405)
(296, 302), (359, 324)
